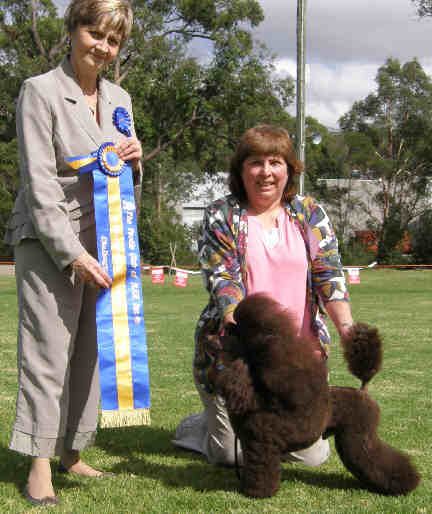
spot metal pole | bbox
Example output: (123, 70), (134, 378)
(296, 0), (306, 195)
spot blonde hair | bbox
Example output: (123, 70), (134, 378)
(229, 125), (303, 203)
(65, 0), (133, 44)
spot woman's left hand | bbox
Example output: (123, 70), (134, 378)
(325, 300), (354, 339)
(116, 136), (142, 170)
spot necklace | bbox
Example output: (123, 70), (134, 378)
(248, 206), (281, 230)
(84, 91), (98, 117)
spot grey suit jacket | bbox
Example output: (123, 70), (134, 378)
(4, 57), (141, 271)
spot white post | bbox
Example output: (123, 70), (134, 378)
(296, 0), (306, 195)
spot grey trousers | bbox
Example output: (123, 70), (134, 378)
(10, 229), (100, 458)
(173, 379), (330, 467)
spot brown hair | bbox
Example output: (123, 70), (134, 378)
(229, 125), (303, 203)
(65, 0), (133, 44)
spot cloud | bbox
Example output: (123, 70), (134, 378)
(275, 58), (378, 128)
(255, 0), (432, 127)
(254, 0), (432, 64)
(53, 0), (432, 128)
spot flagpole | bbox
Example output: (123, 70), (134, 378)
(296, 0), (306, 195)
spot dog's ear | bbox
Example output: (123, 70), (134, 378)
(213, 359), (259, 415)
(221, 323), (244, 358)
(203, 332), (222, 358)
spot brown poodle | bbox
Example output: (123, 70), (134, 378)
(212, 293), (420, 498)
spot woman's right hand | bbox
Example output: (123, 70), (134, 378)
(71, 252), (112, 289)
(223, 312), (236, 326)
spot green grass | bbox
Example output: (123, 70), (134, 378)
(0, 270), (431, 513)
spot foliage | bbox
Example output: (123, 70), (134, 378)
(310, 180), (350, 242)
(305, 125), (377, 248)
(338, 239), (375, 267)
(339, 58), (432, 262)
(138, 200), (197, 266)
(0, 0), (296, 256)
(0, 140), (18, 258)
(409, 209), (432, 264)
(0, 270), (431, 512)
(304, 119), (347, 186)
(412, 0), (432, 16)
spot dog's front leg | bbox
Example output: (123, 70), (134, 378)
(239, 422), (281, 498)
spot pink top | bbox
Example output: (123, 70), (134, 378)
(246, 208), (314, 339)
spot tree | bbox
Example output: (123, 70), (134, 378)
(412, 0), (432, 16)
(339, 58), (432, 262)
(0, 140), (18, 257)
(0, 0), (296, 260)
(410, 209), (432, 264)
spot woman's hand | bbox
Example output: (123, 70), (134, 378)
(71, 252), (112, 289)
(223, 312), (236, 326)
(116, 137), (142, 171)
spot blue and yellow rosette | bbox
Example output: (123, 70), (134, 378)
(66, 122), (150, 428)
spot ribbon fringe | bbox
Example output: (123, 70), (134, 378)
(100, 408), (151, 428)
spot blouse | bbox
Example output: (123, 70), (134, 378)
(193, 194), (349, 393)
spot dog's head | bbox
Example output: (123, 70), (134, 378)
(226, 293), (299, 366)
(234, 293), (296, 338)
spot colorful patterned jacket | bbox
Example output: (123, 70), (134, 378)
(193, 194), (349, 392)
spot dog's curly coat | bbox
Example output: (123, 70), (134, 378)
(213, 293), (420, 498)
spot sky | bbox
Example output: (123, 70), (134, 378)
(55, 0), (432, 129)
(253, 0), (432, 128)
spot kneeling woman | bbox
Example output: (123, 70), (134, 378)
(173, 125), (353, 466)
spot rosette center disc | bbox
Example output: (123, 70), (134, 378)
(106, 151), (119, 167)
(97, 142), (125, 176)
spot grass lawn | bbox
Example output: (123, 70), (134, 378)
(0, 269), (430, 513)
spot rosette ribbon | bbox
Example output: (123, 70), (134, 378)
(112, 106), (132, 137)
(66, 142), (150, 427)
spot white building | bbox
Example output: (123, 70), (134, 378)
(179, 173), (229, 227)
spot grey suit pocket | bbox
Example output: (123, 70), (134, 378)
(68, 201), (94, 220)
(6, 210), (29, 230)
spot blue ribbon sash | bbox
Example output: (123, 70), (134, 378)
(66, 143), (150, 427)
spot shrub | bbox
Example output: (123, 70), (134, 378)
(339, 240), (375, 266)
(410, 210), (432, 264)
(138, 206), (197, 266)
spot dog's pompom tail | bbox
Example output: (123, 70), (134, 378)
(341, 323), (383, 386)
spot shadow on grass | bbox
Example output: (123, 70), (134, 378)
(0, 443), (101, 497)
(95, 424), (180, 458)
(95, 426), (363, 494)
(0, 427), (363, 497)
(96, 425), (240, 493)
(281, 466), (362, 492)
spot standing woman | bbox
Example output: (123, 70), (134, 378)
(4, 0), (142, 506)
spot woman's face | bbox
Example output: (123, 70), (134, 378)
(70, 22), (122, 74)
(241, 154), (288, 209)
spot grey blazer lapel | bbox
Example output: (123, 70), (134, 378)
(53, 57), (104, 147)
(98, 78), (115, 141)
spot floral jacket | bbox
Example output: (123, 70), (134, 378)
(193, 194), (349, 392)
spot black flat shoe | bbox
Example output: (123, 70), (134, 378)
(23, 486), (59, 507)
(58, 463), (115, 478)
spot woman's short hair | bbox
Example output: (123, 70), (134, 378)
(65, 0), (133, 43)
(229, 125), (304, 203)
